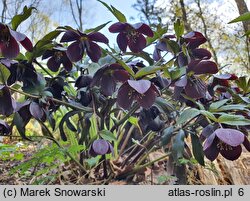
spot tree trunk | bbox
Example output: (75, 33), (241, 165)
(179, 0), (192, 32)
(195, 0), (219, 65)
(234, 0), (250, 70)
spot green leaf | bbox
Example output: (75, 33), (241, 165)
(85, 21), (111, 34)
(11, 6), (36, 30)
(41, 30), (61, 41)
(209, 99), (229, 111)
(218, 114), (250, 125)
(174, 19), (184, 39)
(161, 126), (174, 146)
(128, 116), (139, 126)
(176, 108), (200, 125)
(229, 12), (250, 24)
(0, 64), (10, 84)
(213, 104), (247, 112)
(135, 65), (163, 78)
(100, 130), (117, 142)
(169, 67), (186, 80)
(243, 30), (250, 37)
(171, 129), (185, 160)
(98, 0), (127, 22)
(200, 110), (217, 122)
(154, 97), (175, 113)
(236, 77), (250, 94)
(190, 134), (204, 166)
(146, 25), (168, 45)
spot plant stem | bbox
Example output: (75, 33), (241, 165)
(116, 153), (170, 179)
(9, 86), (93, 113)
(110, 103), (139, 132)
(34, 60), (53, 77)
(39, 120), (87, 174)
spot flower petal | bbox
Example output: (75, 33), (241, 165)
(113, 69), (129, 82)
(0, 119), (11, 135)
(185, 78), (207, 99)
(243, 137), (250, 152)
(117, 82), (134, 110)
(60, 30), (80, 42)
(47, 56), (61, 72)
(175, 75), (188, 87)
(0, 85), (14, 116)
(10, 30), (33, 51)
(215, 128), (245, 146)
(220, 145), (242, 161)
(153, 49), (161, 61)
(62, 56), (73, 71)
(75, 75), (93, 89)
(128, 79), (151, 94)
(109, 22), (126, 33)
(42, 50), (54, 59)
(137, 86), (157, 108)
(0, 36), (19, 59)
(66, 41), (83, 62)
(183, 31), (207, 49)
(203, 134), (219, 161)
(88, 32), (109, 44)
(117, 32), (128, 52)
(86, 41), (102, 62)
(128, 33), (146, 53)
(132, 23), (154, 37)
(192, 48), (211, 60)
(100, 75), (116, 96)
(29, 102), (45, 120)
(188, 60), (218, 75)
(92, 139), (110, 155)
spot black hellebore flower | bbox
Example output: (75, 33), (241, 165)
(75, 75), (93, 89)
(91, 63), (129, 96)
(203, 128), (250, 161)
(174, 59), (218, 99)
(117, 80), (159, 110)
(0, 119), (11, 135)
(139, 106), (164, 132)
(0, 85), (15, 116)
(60, 30), (108, 62)
(89, 139), (113, 157)
(42, 46), (72, 72)
(109, 22), (154, 53)
(0, 23), (33, 59)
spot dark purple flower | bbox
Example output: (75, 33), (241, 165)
(91, 63), (129, 96)
(127, 60), (145, 73)
(60, 30), (108, 62)
(75, 75), (93, 89)
(174, 59), (218, 99)
(203, 128), (250, 161)
(89, 139), (113, 157)
(0, 119), (11, 135)
(29, 101), (46, 122)
(0, 23), (33, 59)
(139, 106), (164, 132)
(183, 31), (207, 49)
(117, 80), (159, 110)
(153, 35), (177, 61)
(42, 46), (72, 72)
(0, 85), (15, 116)
(77, 89), (92, 106)
(109, 22), (154, 53)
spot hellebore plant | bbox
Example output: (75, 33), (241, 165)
(109, 22), (154, 53)
(0, 23), (32, 58)
(0, 4), (250, 185)
(204, 128), (250, 161)
(60, 30), (108, 62)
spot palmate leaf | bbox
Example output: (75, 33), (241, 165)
(11, 6), (36, 30)
(171, 129), (185, 160)
(218, 114), (250, 126)
(176, 108), (201, 125)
